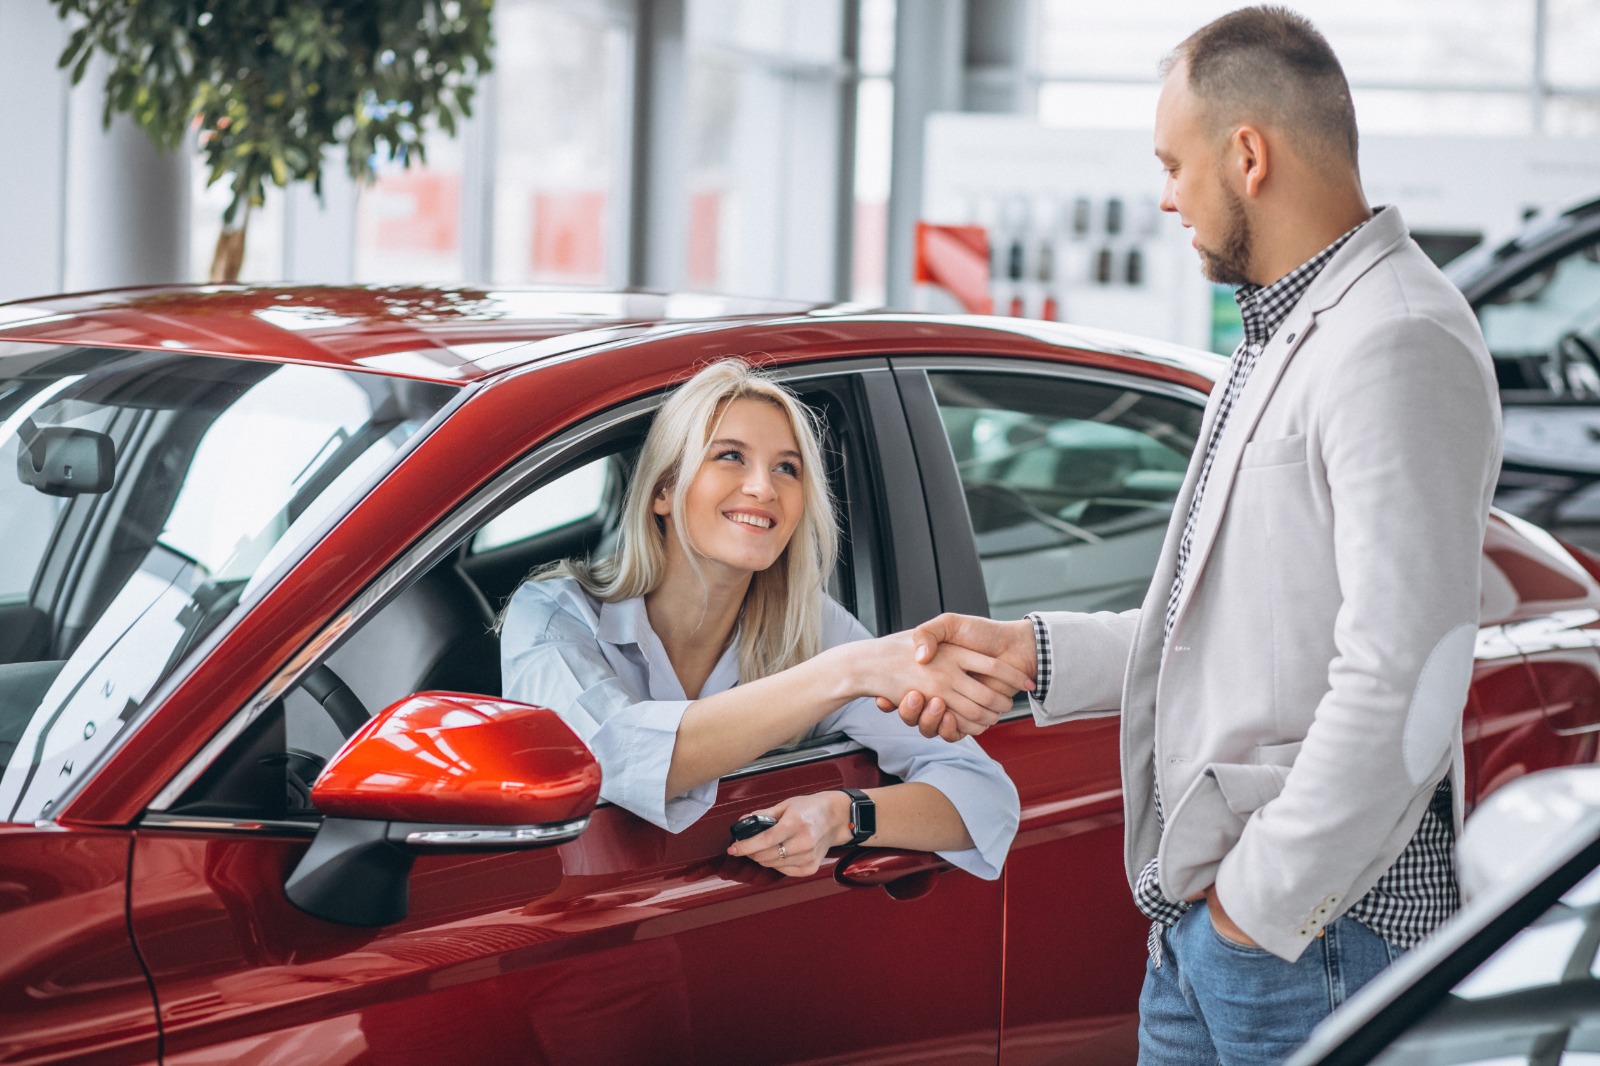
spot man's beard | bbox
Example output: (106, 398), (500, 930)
(1196, 181), (1253, 286)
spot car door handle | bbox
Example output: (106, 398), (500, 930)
(834, 848), (952, 899)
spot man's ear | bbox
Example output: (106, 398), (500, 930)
(1231, 124), (1270, 198)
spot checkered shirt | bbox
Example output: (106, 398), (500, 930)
(1033, 210), (1460, 961)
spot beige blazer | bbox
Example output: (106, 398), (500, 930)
(1035, 206), (1503, 961)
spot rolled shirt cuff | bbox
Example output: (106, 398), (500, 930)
(912, 756), (1020, 881)
(589, 697), (717, 832)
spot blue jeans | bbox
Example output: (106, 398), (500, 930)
(1137, 901), (1403, 1066)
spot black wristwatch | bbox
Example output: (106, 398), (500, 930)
(837, 787), (876, 847)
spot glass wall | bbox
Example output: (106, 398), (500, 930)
(491, 0), (631, 286)
(684, 0), (852, 300)
(1032, 0), (1600, 137)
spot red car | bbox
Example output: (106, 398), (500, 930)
(0, 285), (1594, 1066)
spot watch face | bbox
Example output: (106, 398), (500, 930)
(854, 796), (876, 839)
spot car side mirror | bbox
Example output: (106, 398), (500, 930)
(284, 691), (601, 926)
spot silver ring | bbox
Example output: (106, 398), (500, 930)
(777, 842), (787, 860)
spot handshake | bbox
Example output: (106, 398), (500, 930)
(870, 613), (1039, 742)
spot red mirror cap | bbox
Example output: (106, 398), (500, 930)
(312, 692), (602, 826)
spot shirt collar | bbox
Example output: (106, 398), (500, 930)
(595, 593), (650, 647)
(1233, 206), (1382, 350)
(594, 592), (744, 699)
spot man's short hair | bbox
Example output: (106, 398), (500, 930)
(1162, 6), (1358, 167)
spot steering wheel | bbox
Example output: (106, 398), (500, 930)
(281, 665), (372, 812)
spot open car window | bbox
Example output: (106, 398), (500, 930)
(165, 373), (887, 823)
(0, 344), (455, 823)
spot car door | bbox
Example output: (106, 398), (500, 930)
(890, 355), (1207, 1064)
(124, 358), (1005, 1066)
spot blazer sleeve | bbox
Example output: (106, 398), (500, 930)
(817, 601), (1020, 879)
(501, 583), (715, 832)
(1029, 609), (1140, 723)
(1215, 312), (1501, 957)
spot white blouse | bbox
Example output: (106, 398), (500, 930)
(501, 575), (1019, 879)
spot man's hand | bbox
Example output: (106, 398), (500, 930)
(874, 614), (1037, 740)
(1200, 884), (1259, 948)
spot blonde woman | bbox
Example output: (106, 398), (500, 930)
(500, 359), (1022, 879)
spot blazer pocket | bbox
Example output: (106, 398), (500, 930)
(1239, 432), (1307, 470)
(1209, 762), (1292, 816)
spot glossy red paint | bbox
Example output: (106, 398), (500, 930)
(312, 693), (601, 826)
(128, 750), (1006, 1065)
(0, 827), (157, 1065)
(980, 716), (1146, 1064)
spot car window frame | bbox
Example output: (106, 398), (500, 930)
(144, 356), (929, 825)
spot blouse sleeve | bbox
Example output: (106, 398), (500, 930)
(817, 602), (1020, 880)
(500, 582), (716, 832)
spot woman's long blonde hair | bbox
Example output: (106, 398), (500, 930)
(542, 359), (838, 684)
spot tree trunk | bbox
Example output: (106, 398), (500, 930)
(208, 209), (251, 283)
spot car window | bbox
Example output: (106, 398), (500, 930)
(470, 457), (611, 553)
(1371, 862), (1600, 1066)
(927, 370), (1202, 619)
(0, 345), (456, 824)
(166, 375), (886, 822)
(1479, 236), (1600, 395)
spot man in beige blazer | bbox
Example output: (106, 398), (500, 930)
(890, 7), (1502, 1062)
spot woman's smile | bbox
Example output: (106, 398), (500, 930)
(724, 507), (777, 531)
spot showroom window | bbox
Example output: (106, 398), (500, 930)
(684, 0), (855, 300)
(1030, 0), (1600, 136)
(490, 0), (633, 286)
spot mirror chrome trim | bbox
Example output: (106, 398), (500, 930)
(140, 812), (320, 835)
(404, 817), (590, 848)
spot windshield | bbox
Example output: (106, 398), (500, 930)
(0, 344), (455, 823)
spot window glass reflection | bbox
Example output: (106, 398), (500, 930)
(929, 371), (1201, 619)
(1373, 864), (1600, 1065)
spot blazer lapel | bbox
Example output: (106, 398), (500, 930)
(1164, 321), (1311, 637)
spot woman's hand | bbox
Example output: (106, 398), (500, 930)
(726, 792), (850, 877)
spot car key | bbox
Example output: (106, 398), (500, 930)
(729, 814), (777, 841)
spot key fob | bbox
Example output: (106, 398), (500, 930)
(729, 814), (777, 841)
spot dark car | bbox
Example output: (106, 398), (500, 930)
(1449, 195), (1600, 551)
(0, 284), (1595, 1065)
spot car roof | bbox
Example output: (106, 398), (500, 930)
(1446, 192), (1600, 297)
(0, 284), (1225, 386)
